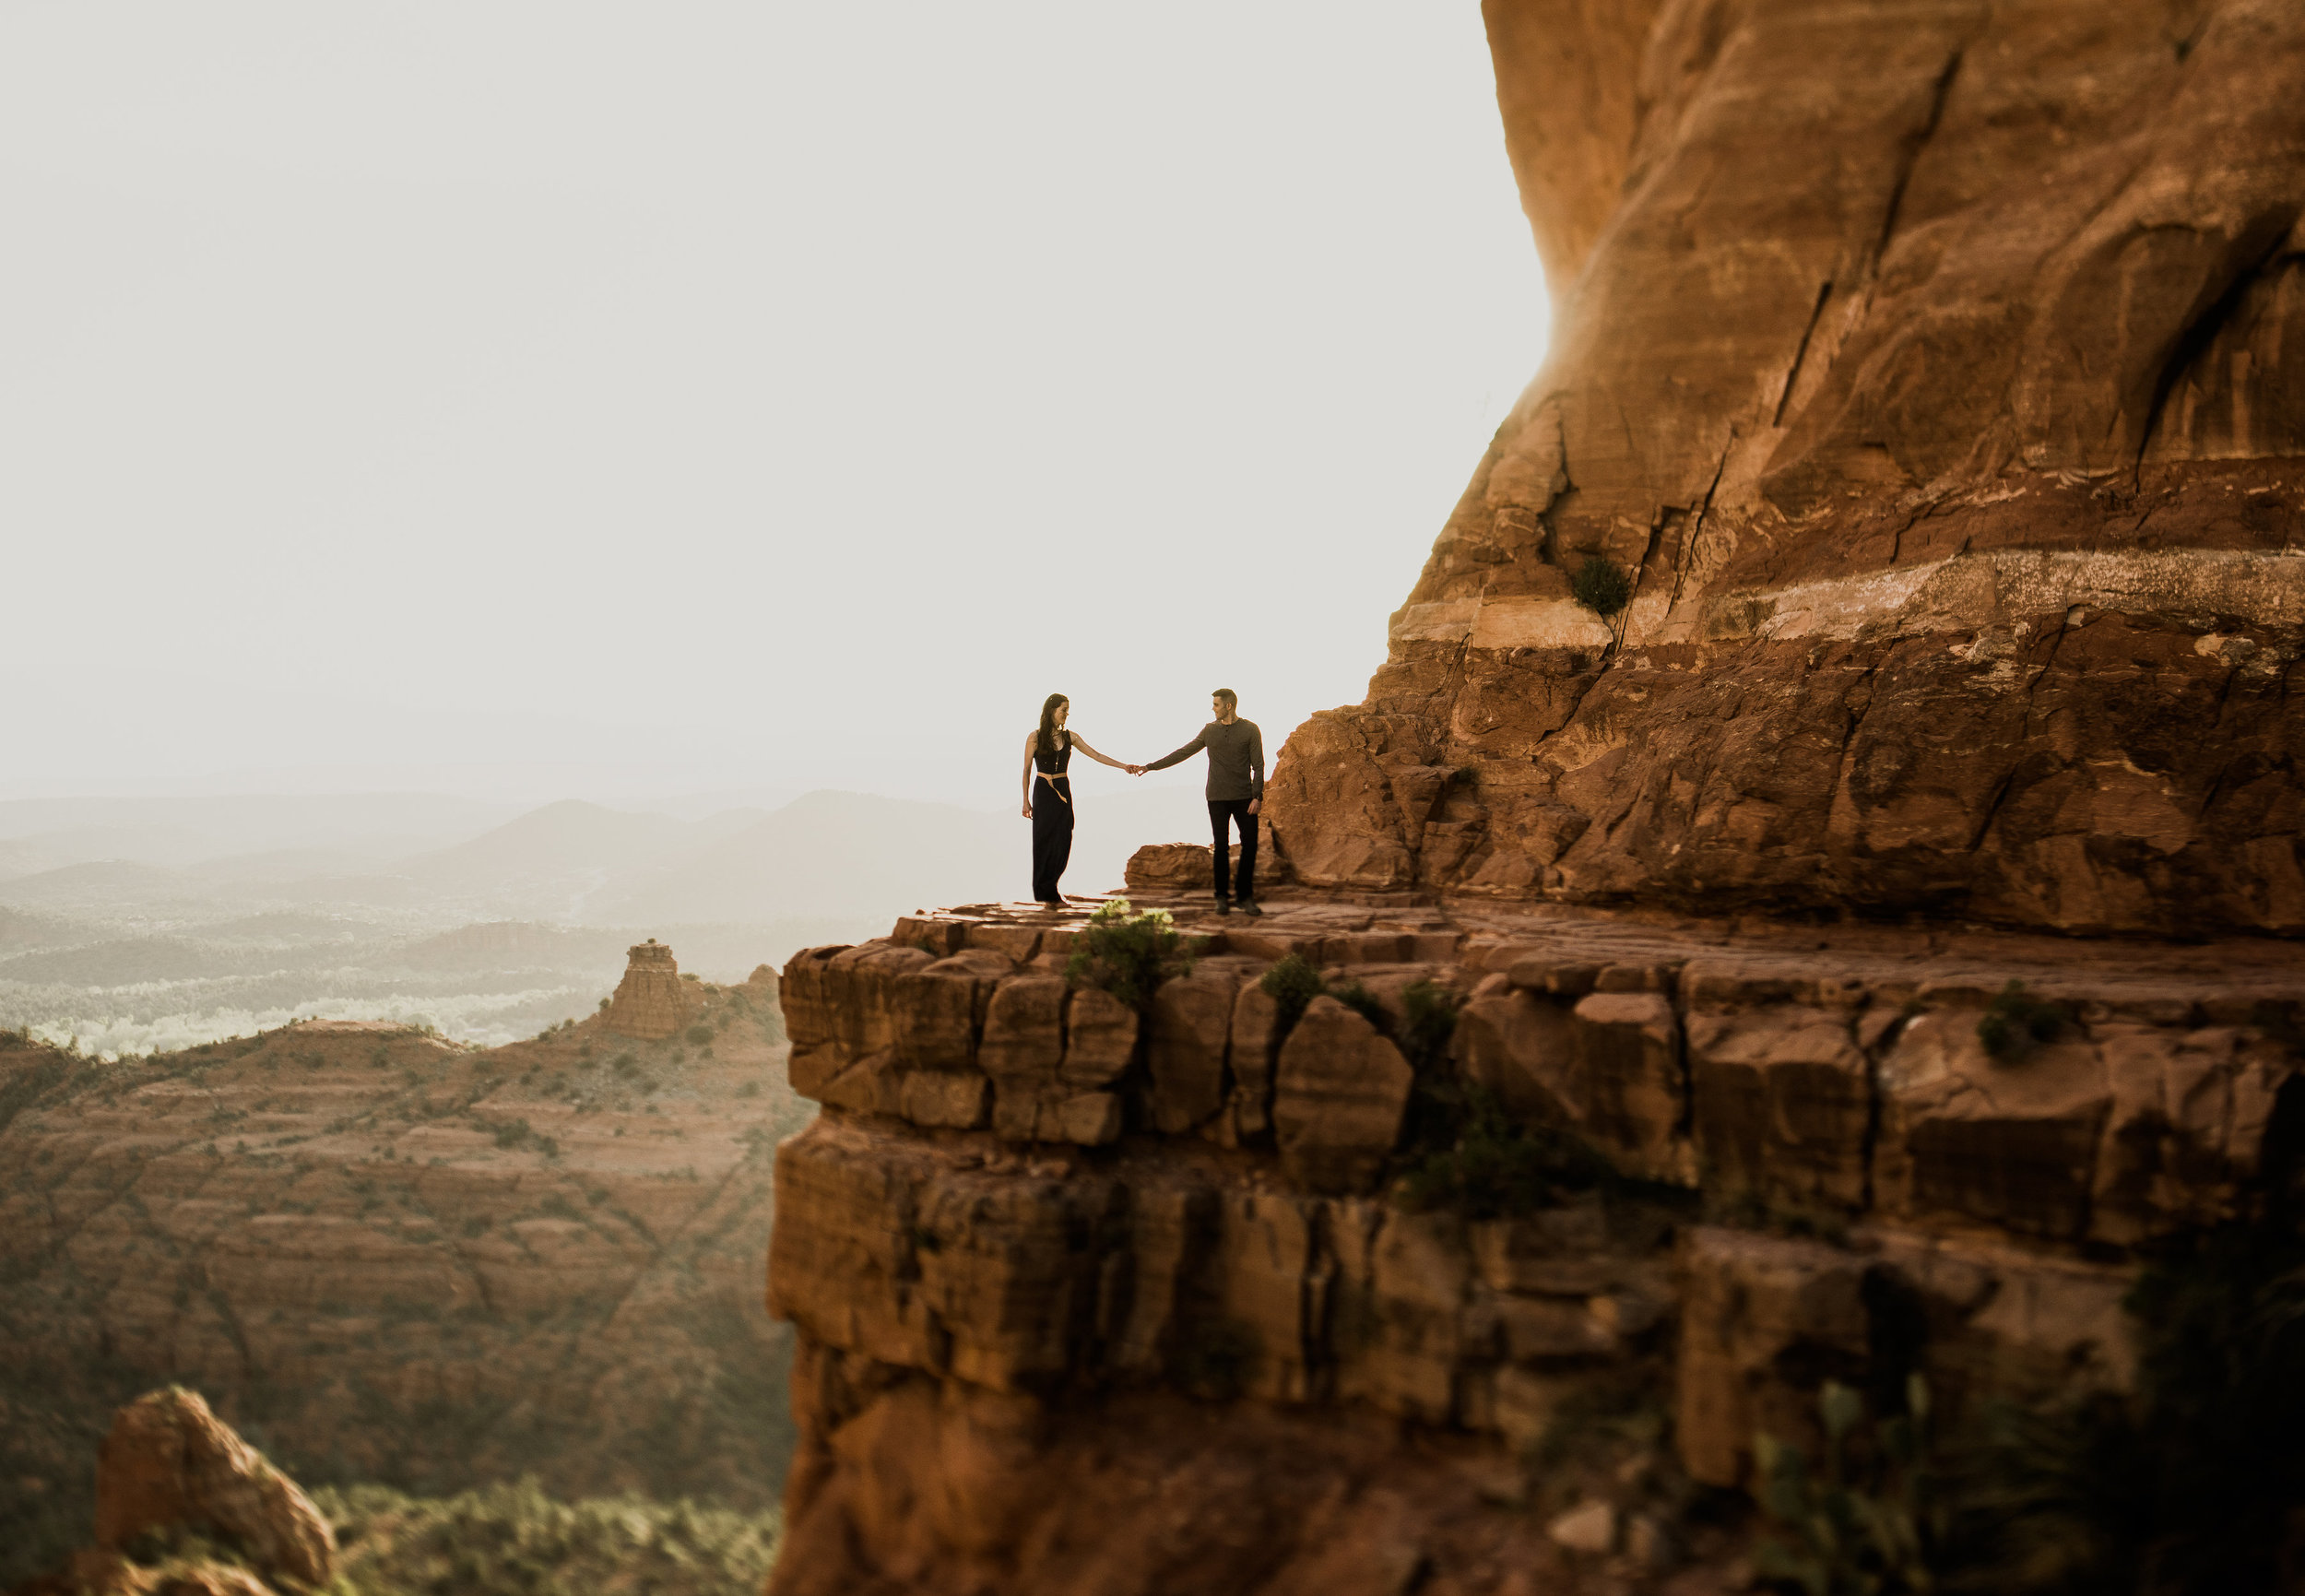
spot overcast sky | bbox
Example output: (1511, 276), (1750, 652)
(0, 2), (1548, 815)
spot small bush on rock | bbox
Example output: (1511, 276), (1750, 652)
(1978, 980), (2073, 1061)
(1259, 954), (1326, 1031)
(1325, 978), (1387, 1029)
(1754, 1375), (1944, 1596)
(1398, 980), (1461, 1073)
(1395, 1088), (1610, 1221)
(1571, 554), (1633, 617)
(1065, 899), (1197, 1011)
(1394, 981), (1469, 1156)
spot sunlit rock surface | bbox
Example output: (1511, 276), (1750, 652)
(1264, 0), (2305, 935)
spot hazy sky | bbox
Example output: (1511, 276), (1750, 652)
(1, 2), (1548, 814)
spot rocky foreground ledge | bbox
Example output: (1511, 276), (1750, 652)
(764, 873), (2303, 1595)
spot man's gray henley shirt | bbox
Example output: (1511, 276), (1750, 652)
(1147, 718), (1264, 801)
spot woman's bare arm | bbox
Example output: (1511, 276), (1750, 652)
(1021, 731), (1039, 818)
(1067, 735), (1141, 774)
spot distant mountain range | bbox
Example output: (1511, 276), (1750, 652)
(0, 784), (1218, 928)
(0, 782), (1223, 1054)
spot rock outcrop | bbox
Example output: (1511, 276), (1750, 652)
(757, 10), (2305, 1590)
(605, 939), (692, 1039)
(14, 1388), (331, 1596)
(0, 960), (806, 1561)
(1264, 0), (2305, 936)
(765, 893), (2302, 1591)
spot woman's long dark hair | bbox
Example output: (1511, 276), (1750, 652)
(1038, 693), (1069, 756)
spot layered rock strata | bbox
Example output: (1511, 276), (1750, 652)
(766, 893), (2302, 1591)
(0, 962), (806, 1555)
(1265, 0), (2305, 935)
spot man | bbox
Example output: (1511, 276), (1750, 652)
(1141, 688), (1265, 916)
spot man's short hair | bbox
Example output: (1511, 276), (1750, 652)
(1212, 687), (1237, 708)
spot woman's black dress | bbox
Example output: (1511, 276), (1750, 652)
(1031, 731), (1073, 904)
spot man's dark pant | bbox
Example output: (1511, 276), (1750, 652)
(1209, 799), (1258, 901)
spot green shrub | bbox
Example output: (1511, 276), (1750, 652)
(1571, 554), (1633, 616)
(1395, 1088), (1610, 1221)
(1754, 1376), (1944, 1596)
(1977, 981), (2073, 1061)
(481, 1117), (559, 1158)
(1064, 899), (1196, 1011)
(1325, 979), (1387, 1028)
(310, 1477), (782, 1596)
(1259, 953), (1326, 1032)
(685, 1024), (715, 1046)
(1398, 980), (1461, 1073)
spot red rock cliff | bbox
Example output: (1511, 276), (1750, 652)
(1266, 0), (2304, 935)
(764, 896), (2301, 1592)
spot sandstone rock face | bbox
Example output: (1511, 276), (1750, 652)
(96, 1387), (335, 1590)
(1273, 996), (1414, 1194)
(766, 896), (2303, 1592)
(1674, 1224), (2136, 1489)
(0, 985), (807, 1534)
(1458, 980), (1693, 1185)
(604, 939), (692, 1039)
(1265, 0), (2305, 935)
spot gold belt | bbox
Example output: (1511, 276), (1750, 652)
(1036, 770), (1071, 804)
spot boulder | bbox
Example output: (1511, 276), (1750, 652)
(979, 975), (1069, 1140)
(94, 1386), (336, 1590)
(1452, 987), (1691, 1184)
(1329, 1202), (1472, 1424)
(1061, 987), (1138, 1093)
(1687, 1003), (1874, 1209)
(892, 950), (1012, 1071)
(1144, 966), (1239, 1134)
(783, 940), (934, 1100)
(1123, 842), (1221, 892)
(1874, 1009), (2115, 1242)
(976, 982), (1134, 1146)
(1225, 981), (1284, 1140)
(1273, 996), (1413, 1195)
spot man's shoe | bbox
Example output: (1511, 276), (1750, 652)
(1237, 898), (1264, 916)
(1215, 897), (1233, 916)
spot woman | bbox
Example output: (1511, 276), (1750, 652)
(1022, 693), (1140, 907)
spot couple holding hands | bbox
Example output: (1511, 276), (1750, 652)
(1022, 688), (1264, 916)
